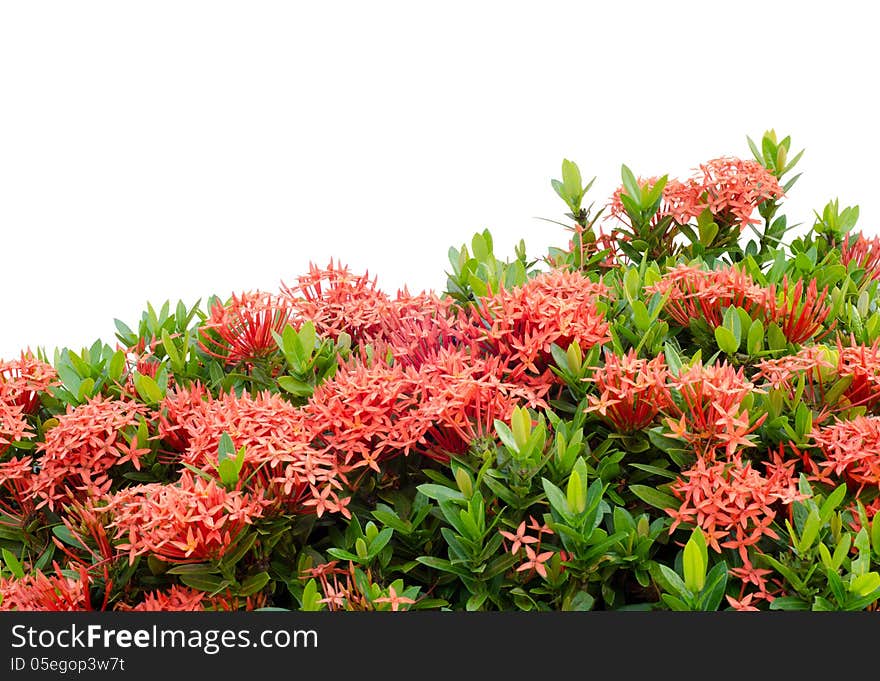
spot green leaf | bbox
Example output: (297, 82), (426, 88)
(769, 596), (810, 611)
(714, 326), (739, 355)
(542, 478), (571, 518)
(179, 573), (232, 595)
(277, 376), (314, 396)
(239, 572), (270, 597)
(133, 372), (164, 404)
(298, 321), (317, 356)
(108, 349), (126, 382)
(416, 484), (464, 503)
(682, 529), (706, 593)
(747, 319), (764, 355)
(629, 485), (678, 511)
(620, 164), (642, 204)
(1, 548), (24, 579)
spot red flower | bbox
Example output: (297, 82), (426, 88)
(810, 415), (880, 491)
(584, 350), (672, 433)
(607, 175), (703, 227)
(379, 290), (459, 370)
(198, 291), (294, 366)
(840, 232), (880, 282)
(766, 276), (833, 345)
(178, 390), (348, 517)
(668, 453), (804, 561)
(692, 157), (783, 228)
(646, 264), (766, 329)
(0, 564), (97, 611)
(0, 351), (57, 414)
(413, 347), (549, 462)
(664, 361), (765, 459)
(102, 470), (267, 565)
(280, 260), (389, 344)
(30, 396), (150, 510)
(116, 585), (206, 612)
(465, 270), (611, 383)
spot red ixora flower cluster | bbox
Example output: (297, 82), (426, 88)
(175, 388), (349, 517)
(198, 291), (294, 367)
(840, 232), (880, 282)
(664, 360), (765, 459)
(809, 415), (880, 491)
(647, 264), (832, 344)
(30, 397), (150, 511)
(101, 470), (267, 565)
(280, 260), (389, 344)
(756, 339), (880, 416)
(0, 353), (57, 455)
(0, 564), (97, 612)
(584, 349), (671, 433)
(668, 452), (804, 561)
(645, 264), (766, 329)
(608, 157), (783, 229)
(465, 269), (611, 384)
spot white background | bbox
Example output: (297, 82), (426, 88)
(1, 1), (877, 359)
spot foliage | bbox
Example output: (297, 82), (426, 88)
(4, 129), (880, 612)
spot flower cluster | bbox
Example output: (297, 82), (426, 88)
(5, 132), (880, 613)
(584, 350), (671, 433)
(102, 471), (267, 565)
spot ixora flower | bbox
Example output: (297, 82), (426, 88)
(29, 396), (150, 510)
(0, 352), (57, 414)
(645, 264), (766, 329)
(465, 269), (611, 382)
(691, 157), (783, 228)
(667, 453), (804, 561)
(766, 276), (833, 345)
(115, 585), (206, 612)
(101, 470), (267, 565)
(413, 347), (549, 461)
(280, 260), (389, 344)
(0, 564), (98, 611)
(175, 389), (348, 516)
(198, 290), (294, 366)
(840, 232), (880, 282)
(583, 349), (671, 433)
(809, 415), (880, 490)
(663, 361), (765, 459)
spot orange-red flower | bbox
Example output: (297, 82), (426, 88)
(178, 390), (347, 517)
(30, 396), (150, 510)
(102, 470), (267, 564)
(379, 290), (459, 370)
(303, 355), (426, 472)
(413, 347), (549, 462)
(465, 270), (611, 383)
(664, 361), (765, 459)
(0, 351), (57, 414)
(281, 260), (389, 344)
(645, 264), (766, 329)
(116, 585), (206, 612)
(584, 350), (671, 433)
(691, 157), (783, 228)
(0, 564), (96, 611)
(607, 175), (702, 227)
(809, 415), (880, 491)
(840, 232), (880, 282)
(198, 291), (294, 366)
(668, 452), (804, 561)
(766, 276), (833, 345)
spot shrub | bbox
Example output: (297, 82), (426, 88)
(3, 129), (880, 612)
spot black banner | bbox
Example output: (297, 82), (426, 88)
(0, 611), (873, 678)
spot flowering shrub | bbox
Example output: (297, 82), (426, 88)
(5, 129), (880, 612)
